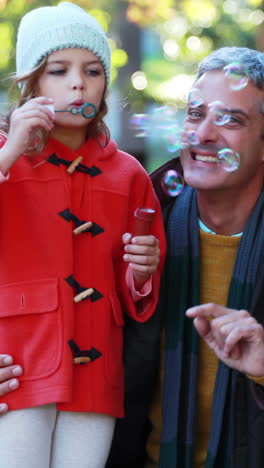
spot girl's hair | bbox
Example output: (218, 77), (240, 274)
(0, 57), (110, 145)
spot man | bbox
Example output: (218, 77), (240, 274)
(145, 46), (264, 468)
(0, 47), (264, 468)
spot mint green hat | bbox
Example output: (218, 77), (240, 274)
(16, 2), (111, 83)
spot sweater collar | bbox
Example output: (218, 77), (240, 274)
(199, 218), (243, 237)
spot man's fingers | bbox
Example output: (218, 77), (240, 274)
(186, 303), (241, 319)
(193, 316), (211, 337)
(223, 323), (263, 354)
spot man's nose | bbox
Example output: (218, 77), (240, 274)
(195, 114), (219, 143)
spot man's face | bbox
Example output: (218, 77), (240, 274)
(180, 70), (264, 192)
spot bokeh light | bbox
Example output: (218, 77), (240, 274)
(186, 36), (201, 51)
(163, 39), (180, 60)
(131, 71), (148, 90)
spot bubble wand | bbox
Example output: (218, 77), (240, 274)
(54, 102), (97, 119)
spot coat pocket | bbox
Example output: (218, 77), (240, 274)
(104, 294), (124, 388)
(0, 278), (62, 381)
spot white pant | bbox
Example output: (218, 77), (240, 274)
(0, 404), (115, 468)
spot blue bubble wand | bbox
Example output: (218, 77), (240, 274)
(55, 102), (97, 119)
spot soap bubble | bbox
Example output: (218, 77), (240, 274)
(218, 148), (240, 172)
(223, 62), (249, 91)
(161, 170), (184, 196)
(163, 126), (184, 153)
(152, 104), (178, 125)
(25, 128), (44, 155)
(130, 104), (186, 155)
(208, 101), (231, 126)
(188, 88), (204, 107)
(130, 104), (200, 156)
(182, 130), (200, 146)
(129, 114), (151, 137)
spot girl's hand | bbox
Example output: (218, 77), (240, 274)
(122, 233), (160, 289)
(0, 97), (54, 172)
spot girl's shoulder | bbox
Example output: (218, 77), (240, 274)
(115, 148), (151, 180)
(113, 145), (146, 170)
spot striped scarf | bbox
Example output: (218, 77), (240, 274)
(159, 186), (264, 468)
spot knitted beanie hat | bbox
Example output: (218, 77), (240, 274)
(16, 2), (111, 83)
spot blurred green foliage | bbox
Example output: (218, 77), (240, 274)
(0, 0), (263, 103)
(126, 0), (264, 105)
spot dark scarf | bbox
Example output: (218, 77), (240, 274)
(159, 186), (264, 468)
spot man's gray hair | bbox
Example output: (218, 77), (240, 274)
(197, 47), (264, 90)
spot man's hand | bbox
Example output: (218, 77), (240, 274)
(186, 303), (264, 376)
(0, 355), (23, 413)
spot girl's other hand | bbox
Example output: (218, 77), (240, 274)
(0, 355), (23, 414)
(122, 232), (160, 289)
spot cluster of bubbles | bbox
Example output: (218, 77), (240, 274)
(130, 105), (185, 153)
(130, 62), (249, 197)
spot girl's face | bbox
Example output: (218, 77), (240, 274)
(37, 48), (106, 144)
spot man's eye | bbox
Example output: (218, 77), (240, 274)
(221, 115), (243, 127)
(187, 109), (202, 119)
(228, 116), (240, 124)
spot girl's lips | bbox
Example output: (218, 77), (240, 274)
(70, 100), (84, 107)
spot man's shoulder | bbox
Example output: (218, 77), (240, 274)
(150, 157), (183, 210)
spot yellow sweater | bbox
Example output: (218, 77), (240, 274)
(194, 231), (240, 467)
(146, 230), (264, 468)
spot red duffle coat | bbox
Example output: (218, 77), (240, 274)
(0, 136), (166, 417)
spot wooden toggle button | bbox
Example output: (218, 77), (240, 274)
(73, 288), (94, 303)
(73, 356), (91, 364)
(67, 156), (83, 174)
(73, 221), (93, 235)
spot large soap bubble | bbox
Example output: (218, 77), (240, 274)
(218, 148), (240, 172)
(223, 62), (249, 91)
(161, 169), (184, 196)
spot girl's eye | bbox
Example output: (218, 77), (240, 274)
(48, 69), (66, 75)
(86, 69), (101, 76)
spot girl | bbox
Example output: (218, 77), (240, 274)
(0, 3), (166, 468)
